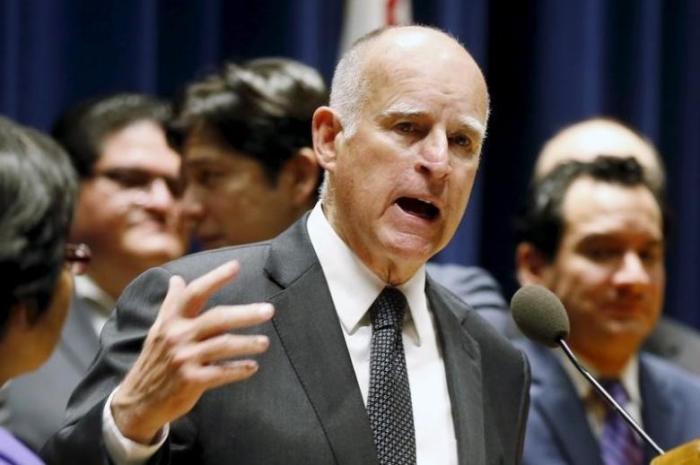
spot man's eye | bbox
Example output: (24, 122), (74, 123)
(586, 247), (619, 261)
(450, 134), (472, 148)
(395, 122), (416, 133)
(192, 170), (224, 187)
(101, 170), (149, 188)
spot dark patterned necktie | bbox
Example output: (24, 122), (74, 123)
(599, 380), (643, 465)
(366, 287), (416, 465)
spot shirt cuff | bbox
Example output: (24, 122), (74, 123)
(102, 387), (169, 465)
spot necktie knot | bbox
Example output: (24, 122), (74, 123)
(370, 287), (407, 331)
(600, 380), (629, 408)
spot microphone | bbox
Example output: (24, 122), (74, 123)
(511, 284), (665, 456)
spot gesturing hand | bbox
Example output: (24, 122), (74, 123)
(111, 261), (273, 444)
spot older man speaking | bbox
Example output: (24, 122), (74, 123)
(44, 26), (530, 465)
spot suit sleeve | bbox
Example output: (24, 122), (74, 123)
(41, 267), (187, 465)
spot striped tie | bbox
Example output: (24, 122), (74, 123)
(599, 381), (643, 465)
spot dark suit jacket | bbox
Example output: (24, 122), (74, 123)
(516, 339), (700, 465)
(43, 216), (530, 465)
(7, 295), (100, 450)
(427, 263), (700, 375)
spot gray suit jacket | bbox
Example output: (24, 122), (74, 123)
(516, 339), (700, 465)
(43, 216), (530, 465)
(6, 295), (100, 451)
(427, 263), (700, 375)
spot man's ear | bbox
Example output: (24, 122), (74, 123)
(515, 242), (552, 286)
(312, 106), (342, 172)
(277, 147), (320, 208)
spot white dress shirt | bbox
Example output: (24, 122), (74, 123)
(103, 203), (458, 465)
(74, 274), (115, 335)
(307, 203), (458, 465)
(559, 351), (643, 438)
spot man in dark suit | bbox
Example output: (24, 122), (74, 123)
(428, 118), (700, 376)
(43, 26), (530, 465)
(514, 155), (700, 465)
(5, 94), (188, 451)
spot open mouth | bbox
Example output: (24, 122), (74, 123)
(396, 197), (440, 221)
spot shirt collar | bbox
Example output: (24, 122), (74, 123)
(559, 350), (641, 406)
(74, 274), (115, 316)
(306, 202), (427, 345)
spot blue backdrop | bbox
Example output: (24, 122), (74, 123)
(2, 0), (698, 330)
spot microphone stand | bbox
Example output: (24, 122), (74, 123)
(557, 338), (665, 456)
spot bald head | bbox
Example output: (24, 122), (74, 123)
(535, 118), (664, 192)
(330, 26), (489, 137)
(313, 25), (490, 283)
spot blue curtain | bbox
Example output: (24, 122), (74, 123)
(2, 0), (698, 329)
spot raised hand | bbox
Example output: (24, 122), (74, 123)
(111, 261), (273, 444)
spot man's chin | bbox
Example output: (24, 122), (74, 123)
(125, 238), (185, 263)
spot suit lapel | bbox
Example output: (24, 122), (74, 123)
(265, 217), (378, 465)
(59, 296), (101, 372)
(639, 355), (677, 458)
(427, 280), (486, 465)
(525, 342), (603, 465)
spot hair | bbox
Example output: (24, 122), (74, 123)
(515, 155), (667, 261)
(167, 58), (328, 185)
(51, 93), (171, 179)
(0, 116), (78, 334)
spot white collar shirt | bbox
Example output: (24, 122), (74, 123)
(74, 274), (115, 336)
(307, 202), (458, 465)
(559, 351), (642, 438)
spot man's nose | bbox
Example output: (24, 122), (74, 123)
(614, 252), (651, 288)
(179, 185), (205, 221)
(416, 130), (451, 178)
(143, 178), (176, 210)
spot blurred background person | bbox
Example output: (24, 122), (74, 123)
(430, 118), (700, 375)
(515, 156), (700, 464)
(168, 58), (327, 249)
(5, 94), (189, 450)
(0, 116), (80, 464)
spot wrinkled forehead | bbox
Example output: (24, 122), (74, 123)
(360, 32), (489, 124)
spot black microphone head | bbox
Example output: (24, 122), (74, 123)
(510, 284), (570, 347)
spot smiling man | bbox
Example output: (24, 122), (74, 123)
(514, 156), (700, 465)
(44, 26), (530, 465)
(6, 94), (188, 451)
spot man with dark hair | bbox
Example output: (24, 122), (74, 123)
(6, 94), (188, 450)
(169, 58), (328, 249)
(515, 156), (700, 465)
(44, 27), (529, 465)
(430, 118), (700, 375)
(0, 116), (80, 464)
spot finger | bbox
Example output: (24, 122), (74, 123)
(192, 303), (274, 340)
(179, 261), (240, 318)
(194, 360), (261, 390)
(158, 275), (187, 320)
(183, 333), (270, 365)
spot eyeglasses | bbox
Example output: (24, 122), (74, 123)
(65, 243), (91, 274)
(95, 168), (184, 198)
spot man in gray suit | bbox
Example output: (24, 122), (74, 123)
(43, 26), (530, 465)
(6, 94), (188, 450)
